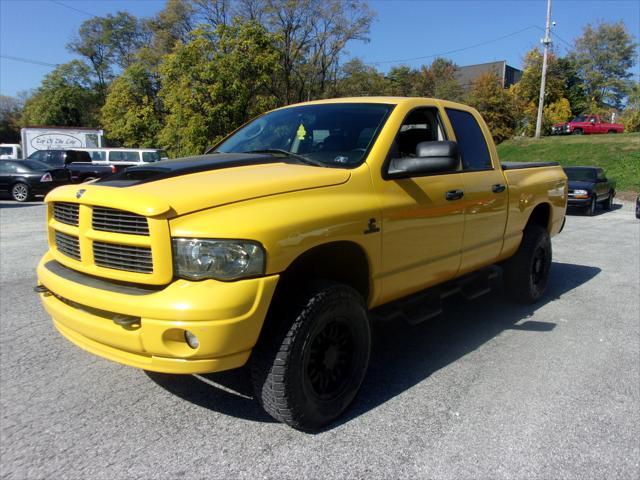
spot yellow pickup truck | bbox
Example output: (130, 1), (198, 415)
(37, 97), (567, 430)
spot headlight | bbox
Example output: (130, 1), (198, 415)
(573, 189), (588, 195)
(172, 238), (265, 281)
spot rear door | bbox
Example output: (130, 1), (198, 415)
(444, 108), (508, 275)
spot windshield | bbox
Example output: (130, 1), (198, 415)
(572, 115), (588, 122)
(215, 103), (394, 167)
(564, 168), (596, 181)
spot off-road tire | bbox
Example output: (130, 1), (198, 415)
(603, 191), (614, 211)
(11, 182), (31, 202)
(503, 225), (552, 304)
(251, 281), (371, 431)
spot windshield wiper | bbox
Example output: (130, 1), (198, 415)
(243, 149), (326, 167)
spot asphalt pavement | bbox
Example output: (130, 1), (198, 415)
(1, 199), (638, 479)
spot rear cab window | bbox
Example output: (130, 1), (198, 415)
(142, 151), (160, 163)
(445, 108), (493, 171)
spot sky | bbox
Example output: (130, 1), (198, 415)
(0, 0), (639, 97)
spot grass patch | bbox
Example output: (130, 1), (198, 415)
(497, 132), (640, 193)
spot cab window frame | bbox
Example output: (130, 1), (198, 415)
(445, 107), (495, 172)
(382, 106), (453, 180)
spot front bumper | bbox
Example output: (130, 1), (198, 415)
(37, 253), (279, 374)
(567, 197), (591, 207)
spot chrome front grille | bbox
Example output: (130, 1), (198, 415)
(55, 231), (81, 260)
(53, 202), (79, 226)
(92, 207), (149, 236)
(93, 241), (153, 273)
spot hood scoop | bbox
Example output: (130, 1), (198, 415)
(98, 153), (294, 187)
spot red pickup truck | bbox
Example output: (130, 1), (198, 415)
(552, 115), (624, 135)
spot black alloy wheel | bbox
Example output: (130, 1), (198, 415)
(251, 281), (371, 431)
(503, 225), (552, 304)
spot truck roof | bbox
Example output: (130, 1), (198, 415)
(277, 96), (472, 110)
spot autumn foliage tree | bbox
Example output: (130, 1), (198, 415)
(466, 72), (515, 144)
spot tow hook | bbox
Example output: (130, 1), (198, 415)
(113, 314), (141, 329)
(34, 285), (51, 295)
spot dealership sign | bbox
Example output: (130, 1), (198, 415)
(30, 133), (82, 150)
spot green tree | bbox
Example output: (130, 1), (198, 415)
(101, 63), (164, 147)
(510, 48), (568, 135)
(570, 21), (638, 110)
(385, 65), (420, 96)
(334, 59), (387, 97)
(621, 82), (640, 132)
(467, 72), (515, 144)
(0, 95), (22, 142)
(158, 21), (280, 157)
(144, 0), (196, 56)
(556, 56), (588, 115)
(68, 11), (146, 101)
(21, 61), (100, 127)
(415, 58), (464, 101)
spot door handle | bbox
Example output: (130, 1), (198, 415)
(492, 183), (506, 193)
(445, 189), (464, 201)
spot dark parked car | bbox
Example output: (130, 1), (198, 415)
(27, 149), (116, 183)
(564, 166), (616, 216)
(0, 160), (70, 202)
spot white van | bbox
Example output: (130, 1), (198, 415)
(76, 148), (168, 165)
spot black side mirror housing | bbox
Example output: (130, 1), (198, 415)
(386, 141), (459, 179)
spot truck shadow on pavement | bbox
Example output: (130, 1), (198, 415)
(146, 261), (601, 429)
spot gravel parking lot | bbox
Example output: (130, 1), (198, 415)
(1, 200), (638, 479)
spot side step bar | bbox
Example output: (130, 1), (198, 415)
(371, 266), (499, 325)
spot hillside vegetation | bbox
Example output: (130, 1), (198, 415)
(497, 133), (640, 193)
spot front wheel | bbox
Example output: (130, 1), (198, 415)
(503, 225), (552, 304)
(251, 281), (371, 431)
(11, 182), (31, 202)
(572, 128), (583, 135)
(603, 191), (614, 211)
(586, 195), (596, 216)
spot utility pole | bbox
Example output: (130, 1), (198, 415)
(535, 0), (553, 139)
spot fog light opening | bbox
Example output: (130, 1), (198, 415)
(184, 330), (199, 349)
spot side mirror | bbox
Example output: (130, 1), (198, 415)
(386, 141), (459, 179)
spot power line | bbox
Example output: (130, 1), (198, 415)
(49, 0), (95, 18)
(366, 25), (539, 65)
(0, 54), (60, 68)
